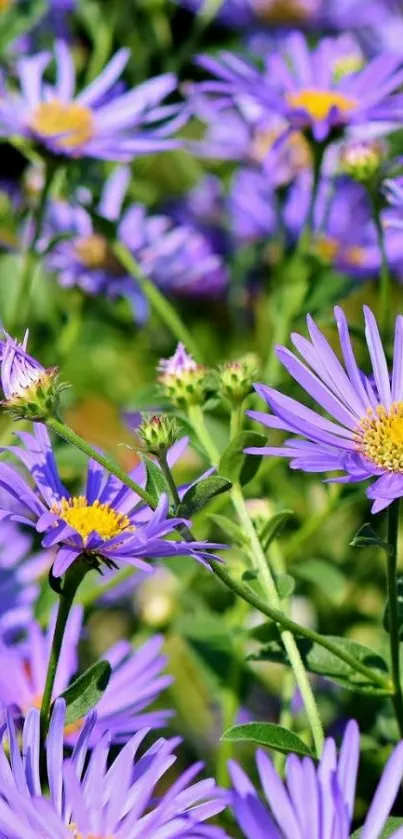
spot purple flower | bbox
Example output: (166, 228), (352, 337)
(0, 517), (49, 638)
(0, 699), (229, 839)
(228, 168), (277, 244)
(0, 422), (225, 575)
(228, 720), (403, 839)
(197, 32), (403, 142)
(175, 0), (320, 27)
(0, 41), (183, 161)
(247, 306), (403, 513)
(0, 606), (173, 743)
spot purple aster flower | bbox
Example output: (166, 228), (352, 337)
(0, 605), (173, 743)
(0, 422), (224, 575)
(197, 32), (403, 142)
(246, 305), (403, 513)
(0, 699), (228, 839)
(228, 719), (403, 839)
(0, 40), (184, 161)
(0, 517), (49, 637)
(228, 168), (277, 244)
(0, 331), (62, 421)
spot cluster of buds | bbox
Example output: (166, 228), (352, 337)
(158, 344), (210, 409)
(217, 354), (258, 406)
(0, 332), (64, 421)
(138, 413), (180, 457)
(339, 139), (387, 185)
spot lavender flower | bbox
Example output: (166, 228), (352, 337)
(0, 518), (49, 637)
(175, 0), (320, 27)
(0, 331), (61, 420)
(228, 720), (403, 839)
(0, 699), (228, 838)
(0, 422), (224, 575)
(0, 41), (183, 161)
(0, 606), (173, 743)
(247, 306), (403, 513)
(197, 32), (403, 142)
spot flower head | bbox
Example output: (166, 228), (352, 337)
(228, 720), (403, 839)
(0, 606), (173, 743)
(139, 413), (181, 457)
(247, 306), (403, 513)
(0, 331), (62, 420)
(158, 344), (210, 407)
(0, 518), (49, 638)
(197, 32), (403, 142)
(0, 41), (183, 161)
(0, 699), (228, 839)
(0, 423), (224, 575)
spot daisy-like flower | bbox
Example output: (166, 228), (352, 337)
(0, 422), (224, 575)
(247, 306), (403, 513)
(0, 330), (61, 420)
(0, 699), (228, 839)
(228, 719), (403, 839)
(197, 32), (403, 142)
(0, 517), (49, 637)
(0, 40), (183, 161)
(0, 605), (173, 743)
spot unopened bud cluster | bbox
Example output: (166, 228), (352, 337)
(138, 414), (180, 457)
(158, 343), (209, 408)
(218, 355), (258, 405)
(339, 139), (386, 184)
(0, 333), (65, 421)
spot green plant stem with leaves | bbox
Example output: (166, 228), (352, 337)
(368, 191), (391, 335)
(386, 500), (403, 737)
(187, 403), (325, 756)
(113, 242), (202, 361)
(40, 560), (88, 736)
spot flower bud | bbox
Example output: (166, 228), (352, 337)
(339, 139), (386, 184)
(0, 332), (65, 420)
(218, 354), (258, 405)
(158, 343), (209, 408)
(138, 414), (180, 457)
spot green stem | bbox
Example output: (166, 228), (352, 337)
(40, 560), (87, 735)
(12, 160), (58, 331)
(386, 500), (403, 737)
(369, 192), (391, 336)
(210, 560), (392, 693)
(46, 417), (156, 509)
(230, 405), (243, 440)
(113, 242), (202, 362)
(188, 405), (325, 755)
(159, 452), (182, 507)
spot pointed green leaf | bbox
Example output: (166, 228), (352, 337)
(350, 523), (391, 553)
(60, 660), (112, 726)
(260, 510), (294, 551)
(179, 476), (232, 516)
(209, 513), (247, 547)
(143, 455), (171, 506)
(222, 722), (312, 757)
(350, 818), (403, 838)
(275, 573), (295, 600)
(219, 432), (266, 486)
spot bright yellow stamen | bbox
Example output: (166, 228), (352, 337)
(255, 0), (310, 23)
(357, 403), (403, 472)
(287, 89), (357, 121)
(252, 126), (311, 171)
(30, 100), (94, 151)
(70, 827), (114, 839)
(52, 496), (132, 543)
(74, 234), (123, 274)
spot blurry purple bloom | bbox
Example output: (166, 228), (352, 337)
(228, 168), (277, 244)
(197, 32), (403, 142)
(0, 699), (229, 839)
(0, 330), (54, 401)
(175, 0), (320, 27)
(159, 342), (199, 376)
(0, 41), (183, 161)
(0, 517), (49, 638)
(229, 720), (403, 838)
(0, 605), (173, 743)
(247, 306), (403, 513)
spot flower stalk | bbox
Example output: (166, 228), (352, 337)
(386, 500), (403, 737)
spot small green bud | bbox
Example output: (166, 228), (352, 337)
(138, 414), (180, 457)
(339, 139), (386, 184)
(158, 343), (210, 408)
(218, 354), (258, 405)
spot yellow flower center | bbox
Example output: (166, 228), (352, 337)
(313, 236), (340, 263)
(74, 234), (124, 275)
(357, 403), (403, 471)
(333, 54), (365, 82)
(30, 99), (94, 151)
(51, 496), (132, 543)
(252, 126), (311, 172)
(287, 89), (357, 121)
(255, 0), (311, 23)
(70, 827), (114, 839)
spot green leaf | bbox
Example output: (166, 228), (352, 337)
(260, 511), (294, 551)
(275, 573), (295, 600)
(219, 432), (266, 487)
(350, 523), (390, 553)
(179, 476), (232, 517)
(208, 513), (247, 547)
(384, 574), (403, 640)
(350, 818), (403, 838)
(60, 660), (112, 726)
(294, 559), (346, 601)
(143, 455), (171, 506)
(221, 722), (312, 757)
(242, 569), (258, 582)
(250, 636), (390, 695)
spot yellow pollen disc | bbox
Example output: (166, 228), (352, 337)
(30, 99), (94, 151)
(357, 403), (403, 471)
(255, 0), (310, 23)
(252, 126), (311, 172)
(74, 234), (123, 274)
(51, 496), (132, 543)
(70, 827), (114, 839)
(287, 89), (357, 121)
